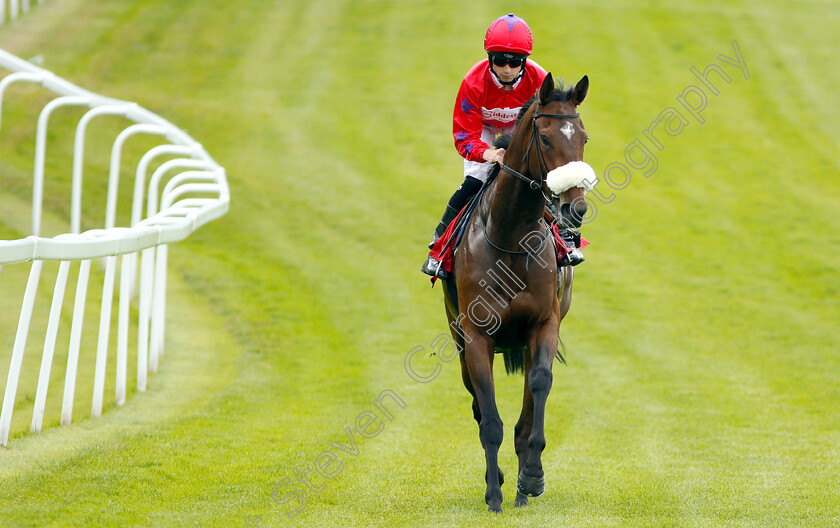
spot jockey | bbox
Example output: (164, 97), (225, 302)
(421, 13), (585, 279)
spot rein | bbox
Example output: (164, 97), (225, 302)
(481, 220), (549, 256)
(483, 104), (579, 253)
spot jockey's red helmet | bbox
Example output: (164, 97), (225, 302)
(484, 14), (533, 56)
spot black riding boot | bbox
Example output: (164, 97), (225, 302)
(420, 253), (450, 279)
(421, 177), (482, 280)
(428, 204), (460, 249)
(558, 228), (585, 267)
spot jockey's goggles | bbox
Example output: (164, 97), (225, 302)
(489, 53), (526, 68)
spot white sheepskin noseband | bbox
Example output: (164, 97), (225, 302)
(546, 161), (598, 194)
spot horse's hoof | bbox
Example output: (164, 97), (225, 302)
(516, 471), (545, 497)
(514, 492), (529, 508)
(485, 490), (503, 513)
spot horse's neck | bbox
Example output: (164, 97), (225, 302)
(483, 109), (545, 245)
(485, 171), (545, 246)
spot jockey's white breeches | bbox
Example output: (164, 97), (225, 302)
(463, 123), (516, 182)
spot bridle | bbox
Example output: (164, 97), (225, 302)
(499, 102), (580, 199)
(484, 103), (580, 255)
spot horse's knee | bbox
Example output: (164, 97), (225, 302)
(528, 365), (553, 396)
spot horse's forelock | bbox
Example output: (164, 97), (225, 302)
(517, 79), (576, 125)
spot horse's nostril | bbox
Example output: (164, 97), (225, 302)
(559, 199), (587, 228)
(573, 200), (588, 217)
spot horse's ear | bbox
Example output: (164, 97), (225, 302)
(539, 72), (554, 104)
(573, 75), (589, 106)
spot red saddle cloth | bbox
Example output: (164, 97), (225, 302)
(428, 207), (589, 283)
(428, 206), (468, 277)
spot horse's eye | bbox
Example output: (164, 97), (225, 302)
(584, 135), (590, 144)
(540, 134), (550, 147)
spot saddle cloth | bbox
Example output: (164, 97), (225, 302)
(428, 201), (589, 285)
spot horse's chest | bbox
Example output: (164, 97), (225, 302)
(487, 287), (553, 326)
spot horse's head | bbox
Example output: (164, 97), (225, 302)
(526, 73), (596, 228)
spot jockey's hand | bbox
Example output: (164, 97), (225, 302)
(483, 148), (505, 165)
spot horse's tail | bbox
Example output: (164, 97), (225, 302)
(556, 336), (568, 365)
(502, 347), (526, 375)
(501, 338), (567, 375)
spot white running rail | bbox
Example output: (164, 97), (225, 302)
(0, 48), (229, 446)
(0, 0), (43, 25)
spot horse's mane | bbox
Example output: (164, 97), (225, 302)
(516, 79), (576, 124)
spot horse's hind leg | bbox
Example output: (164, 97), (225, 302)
(459, 349), (481, 425)
(514, 351), (534, 507)
(463, 333), (505, 513)
(449, 307), (483, 427)
(516, 321), (558, 499)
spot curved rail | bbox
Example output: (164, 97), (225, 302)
(0, 48), (229, 446)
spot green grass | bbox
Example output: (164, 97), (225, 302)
(1, 0), (839, 526)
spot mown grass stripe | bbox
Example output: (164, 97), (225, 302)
(1, 1), (839, 527)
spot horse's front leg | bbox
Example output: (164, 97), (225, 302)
(459, 350), (506, 489)
(517, 320), (558, 499)
(463, 332), (504, 513)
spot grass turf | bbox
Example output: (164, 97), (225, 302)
(0, 0), (838, 526)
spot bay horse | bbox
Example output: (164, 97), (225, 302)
(443, 73), (593, 512)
